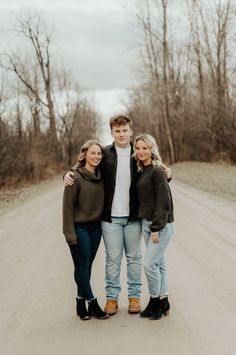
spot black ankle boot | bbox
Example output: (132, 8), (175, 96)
(163, 296), (170, 315)
(150, 296), (170, 320)
(76, 298), (90, 321)
(140, 297), (156, 318)
(88, 298), (109, 320)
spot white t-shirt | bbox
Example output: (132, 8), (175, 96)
(111, 146), (131, 217)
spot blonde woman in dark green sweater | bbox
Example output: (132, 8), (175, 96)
(133, 134), (174, 320)
(63, 140), (109, 321)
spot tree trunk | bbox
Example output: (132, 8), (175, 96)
(162, 0), (175, 163)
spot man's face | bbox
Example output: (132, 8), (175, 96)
(111, 124), (132, 148)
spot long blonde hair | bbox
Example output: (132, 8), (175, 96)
(74, 140), (103, 169)
(133, 134), (162, 172)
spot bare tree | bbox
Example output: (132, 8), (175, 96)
(187, 0), (233, 154)
(0, 12), (57, 146)
(128, 0), (236, 162)
(161, 0), (175, 162)
(0, 72), (7, 138)
(56, 67), (80, 165)
(133, 0), (181, 162)
(56, 67), (99, 166)
(0, 11), (101, 186)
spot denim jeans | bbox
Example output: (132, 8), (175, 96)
(69, 221), (101, 301)
(102, 217), (142, 300)
(142, 219), (174, 297)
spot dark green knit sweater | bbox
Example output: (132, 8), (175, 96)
(63, 167), (104, 245)
(137, 164), (174, 232)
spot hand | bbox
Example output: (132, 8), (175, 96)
(163, 164), (172, 179)
(66, 235), (77, 245)
(151, 232), (160, 243)
(64, 171), (75, 186)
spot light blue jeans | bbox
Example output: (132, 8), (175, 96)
(102, 218), (142, 300)
(142, 219), (174, 297)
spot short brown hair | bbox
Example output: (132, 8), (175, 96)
(109, 114), (133, 130)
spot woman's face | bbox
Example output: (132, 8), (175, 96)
(85, 144), (102, 169)
(135, 139), (152, 166)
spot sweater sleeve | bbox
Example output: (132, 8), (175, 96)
(62, 172), (80, 245)
(150, 166), (172, 232)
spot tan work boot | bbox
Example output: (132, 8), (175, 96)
(128, 298), (141, 314)
(104, 299), (118, 315)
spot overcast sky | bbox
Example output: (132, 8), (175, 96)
(0, 0), (185, 122)
(0, 0), (142, 118)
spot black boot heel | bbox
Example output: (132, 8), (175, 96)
(88, 298), (109, 320)
(76, 298), (90, 321)
(150, 297), (170, 320)
(140, 297), (157, 318)
(163, 297), (170, 316)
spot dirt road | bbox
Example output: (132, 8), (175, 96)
(0, 179), (236, 355)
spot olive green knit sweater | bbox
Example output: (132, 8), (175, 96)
(63, 167), (104, 245)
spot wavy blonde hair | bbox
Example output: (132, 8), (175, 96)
(133, 134), (162, 172)
(73, 140), (103, 169)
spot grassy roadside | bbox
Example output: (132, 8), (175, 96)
(0, 175), (61, 214)
(1, 162), (236, 212)
(170, 161), (236, 202)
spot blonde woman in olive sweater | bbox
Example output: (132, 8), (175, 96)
(133, 134), (174, 320)
(63, 140), (109, 321)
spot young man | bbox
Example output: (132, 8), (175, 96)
(64, 114), (171, 315)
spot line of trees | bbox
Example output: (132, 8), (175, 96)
(0, 13), (99, 186)
(127, 0), (236, 163)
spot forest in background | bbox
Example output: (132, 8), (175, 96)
(1, 0), (236, 188)
(0, 13), (99, 187)
(127, 0), (236, 164)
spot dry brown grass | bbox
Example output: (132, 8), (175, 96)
(0, 175), (61, 215)
(171, 161), (236, 201)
